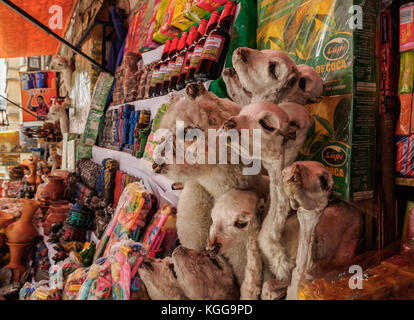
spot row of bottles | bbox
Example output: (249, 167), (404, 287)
(148, 1), (236, 98)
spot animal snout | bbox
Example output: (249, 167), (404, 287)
(222, 118), (237, 131)
(206, 241), (221, 257)
(152, 162), (166, 174)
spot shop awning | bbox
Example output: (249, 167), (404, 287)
(0, 0), (78, 58)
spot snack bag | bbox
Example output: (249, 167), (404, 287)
(141, 203), (177, 258)
(93, 182), (155, 261)
(62, 267), (89, 300)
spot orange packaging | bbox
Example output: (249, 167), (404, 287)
(396, 94), (413, 135)
(400, 4), (414, 52)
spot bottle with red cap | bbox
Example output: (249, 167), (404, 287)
(176, 22), (206, 91)
(168, 32), (189, 92)
(161, 36), (180, 95)
(153, 39), (171, 97)
(195, 1), (236, 82)
(185, 12), (220, 85)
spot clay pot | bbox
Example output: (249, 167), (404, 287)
(43, 203), (70, 235)
(4, 199), (39, 282)
(6, 199), (39, 243)
(36, 176), (65, 201)
(26, 158), (38, 185)
(0, 211), (13, 228)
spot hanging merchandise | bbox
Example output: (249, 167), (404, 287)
(94, 182), (156, 261)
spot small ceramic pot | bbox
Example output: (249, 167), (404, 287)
(36, 176), (65, 201)
(43, 203), (70, 235)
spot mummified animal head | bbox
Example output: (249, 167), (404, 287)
(232, 47), (300, 103)
(221, 101), (298, 162)
(281, 64), (324, 105)
(172, 245), (239, 300)
(138, 256), (187, 300)
(231, 48), (324, 105)
(207, 189), (264, 255)
(282, 161), (333, 211)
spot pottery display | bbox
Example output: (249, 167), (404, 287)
(4, 199), (40, 281)
(35, 176), (65, 201)
(43, 203), (70, 235)
(26, 157), (38, 185)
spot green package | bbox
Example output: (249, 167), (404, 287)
(257, 0), (378, 96)
(143, 104), (170, 162)
(297, 94), (377, 202)
(75, 141), (93, 162)
(398, 51), (414, 94)
(81, 110), (103, 146)
(90, 72), (114, 113)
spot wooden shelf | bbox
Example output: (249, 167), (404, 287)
(396, 177), (414, 187)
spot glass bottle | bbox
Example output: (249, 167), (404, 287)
(168, 32), (189, 92)
(185, 11), (220, 85)
(160, 36), (180, 95)
(195, 1), (235, 82)
(153, 39), (172, 96)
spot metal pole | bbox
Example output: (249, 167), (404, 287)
(0, 0), (113, 75)
(0, 94), (40, 119)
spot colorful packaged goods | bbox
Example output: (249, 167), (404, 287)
(398, 51), (414, 94)
(402, 201), (414, 247)
(143, 104), (170, 163)
(143, 0), (163, 50)
(141, 203), (178, 258)
(298, 254), (414, 300)
(400, 3), (414, 52)
(81, 110), (103, 146)
(257, 0), (378, 202)
(380, 10), (399, 94)
(152, 0), (170, 43)
(93, 182), (156, 261)
(90, 72), (115, 113)
(170, 0), (196, 31)
(396, 135), (410, 176)
(396, 94), (413, 136)
(154, 0), (182, 43)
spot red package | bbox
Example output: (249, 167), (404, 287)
(396, 135), (409, 176)
(406, 135), (414, 176)
(396, 94), (413, 135)
(380, 10), (398, 92)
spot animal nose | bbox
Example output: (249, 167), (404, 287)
(222, 118), (237, 131)
(152, 162), (166, 173)
(206, 241), (221, 258)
